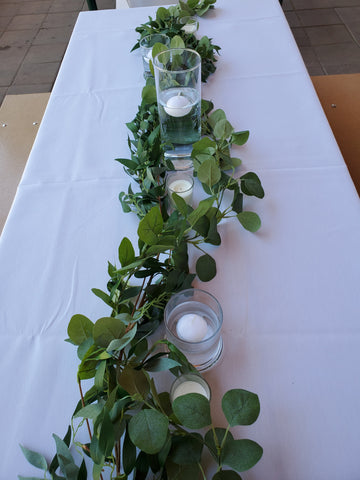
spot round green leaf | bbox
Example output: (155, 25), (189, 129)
(172, 393), (211, 429)
(67, 314), (93, 345)
(240, 172), (264, 198)
(222, 438), (263, 472)
(196, 254), (217, 282)
(93, 317), (126, 348)
(128, 409), (169, 454)
(204, 427), (234, 460)
(138, 206), (163, 245)
(170, 434), (203, 465)
(197, 157), (221, 187)
(236, 211), (261, 232)
(213, 470), (242, 480)
(170, 35), (185, 49)
(222, 389), (260, 426)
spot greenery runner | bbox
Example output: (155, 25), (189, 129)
(19, 1), (265, 479)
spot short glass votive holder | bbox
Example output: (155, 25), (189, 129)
(170, 373), (211, 402)
(180, 17), (199, 35)
(139, 34), (170, 77)
(164, 288), (223, 372)
(166, 170), (194, 210)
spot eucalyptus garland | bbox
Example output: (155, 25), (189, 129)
(19, 2), (265, 479)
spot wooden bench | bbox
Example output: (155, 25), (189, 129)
(0, 93), (50, 233)
(311, 74), (360, 195)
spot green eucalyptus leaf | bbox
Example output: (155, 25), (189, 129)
(151, 42), (168, 60)
(128, 409), (169, 454)
(197, 157), (221, 187)
(231, 130), (249, 146)
(67, 314), (93, 346)
(106, 324), (137, 352)
(231, 187), (243, 214)
(95, 360), (106, 390)
(222, 389), (260, 426)
(172, 393), (211, 429)
(99, 410), (115, 458)
(213, 119), (234, 139)
(240, 172), (265, 198)
(165, 460), (200, 480)
(204, 428), (234, 461)
(169, 434), (203, 465)
(138, 206), (163, 245)
(196, 254), (217, 282)
(142, 85), (157, 106)
(74, 403), (102, 420)
(118, 237), (135, 267)
(77, 459), (87, 480)
(156, 6), (169, 21)
(53, 434), (79, 479)
(90, 435), (103, 466)
(188, 196), (215, 226)
(123, 428), (137, 475)
(208, 108), (226, 129)
(193, 215), (210, 237)
(191, 137), (216, 157)
(170, 35), (185, 49)
(93, 317), (126, 349)
(144, 357), (181, 372)
(212, 470), (242, 480)
(222, 439), (263, 472)
(236, 212), (261, 233)
(206, 215), (221, 245)
(19, 445), (47, 471)
(118, 365), (150, 399)
(91, 288), (113, 307)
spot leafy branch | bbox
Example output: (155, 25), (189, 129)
(19, 1), (265, 479)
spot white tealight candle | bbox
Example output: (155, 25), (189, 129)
(144, 49), (152, 64)
(168, 178), (193, 205)
(176, 313), (208, 342)
(172, 380), (209, 400)
(181, 22), (198, 34)
(164, 94), (191, 117)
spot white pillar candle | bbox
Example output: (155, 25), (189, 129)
(176, 313), (208, 342)
(164, 94), (191, 117)
(171, 380), (210, 400)
(168, 178), (193, 205)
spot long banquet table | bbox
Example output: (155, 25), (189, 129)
(1, 0), (360, 478)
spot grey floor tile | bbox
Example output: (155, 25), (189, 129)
(32, 25), (73, 45)
(305, 24), (354, 44)
(0, 16), (12, 30)
(297, 8), (341, 26)
(344, 21), (360, 45)
(282, 0), (294, 11)
(7, 13), (46, 30)
(335, 6), (360, 22)
(299, 45), (322, 64)
(285, 10), (302, 27)
(6, 82), (52, 94)
(307, 64), (326, 74)
(291, 26), (312, 45)
(293, 0), (360, 8)
(0, 2), (21, 16)
(17, 0), (52, 15)
(49, 0), (85, 13)
(42, 12), (78, 28)
(23, 42), (67, 63)
(0, 28), (39, 47)
(314, 41), (360, 64)
(323, 61), (360, 72)
(13, 60), (60, 85)
(0, 86), (8, 107)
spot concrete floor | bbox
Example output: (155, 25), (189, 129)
(1, 0), (360, 106)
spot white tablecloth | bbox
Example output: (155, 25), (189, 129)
(1, 1), (360, 478)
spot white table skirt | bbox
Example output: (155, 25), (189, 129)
(1, 0), (360, 478)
